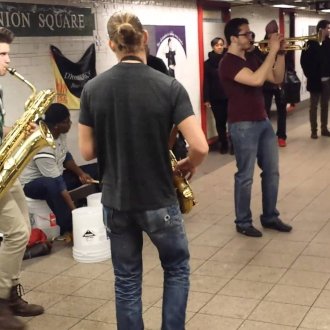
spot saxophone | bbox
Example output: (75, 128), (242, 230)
(169, 150), (197, 214)
(0, 68), (56, 199)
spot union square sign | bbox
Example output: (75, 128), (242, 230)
(0, 2), (95, 36)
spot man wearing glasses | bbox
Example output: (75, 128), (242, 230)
(219, 18), (292, 237)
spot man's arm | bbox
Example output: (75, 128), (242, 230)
(176, 115), (209, 179)
(78, 123), (96, 161)
(234, 34), (282, 86)
(63, 154), (94, 184)
(3, 126), (10, 136)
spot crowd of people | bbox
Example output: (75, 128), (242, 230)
(204, 19), (330, 148)
(0, 11), (329, 330)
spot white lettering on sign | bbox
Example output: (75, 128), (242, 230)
(0, 11), (31, 28)
(38, 13), (85, 31)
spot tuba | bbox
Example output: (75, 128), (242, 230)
(0, 68), (56, 199)
(169, 150), (197, 214)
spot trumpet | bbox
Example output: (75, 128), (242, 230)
(255, 30), (323, 53)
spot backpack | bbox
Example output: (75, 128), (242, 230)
(23, 228), (52, 260)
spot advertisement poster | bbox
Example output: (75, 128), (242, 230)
(145, 25), (186, 81)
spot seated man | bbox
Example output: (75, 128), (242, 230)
(20, 103), (98, 236)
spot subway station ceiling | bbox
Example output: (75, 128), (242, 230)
(67, 0), (330, 12)
(205, 0), (330, 12)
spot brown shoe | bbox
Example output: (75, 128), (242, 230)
(0, 298), (26, 330)
(9, 284), (44, 317)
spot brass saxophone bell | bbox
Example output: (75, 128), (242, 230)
(169, 150), (197, 214)
(0, 68), (55, 199)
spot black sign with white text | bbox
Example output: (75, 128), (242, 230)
(0, 2), (95, 37)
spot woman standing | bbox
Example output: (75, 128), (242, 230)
(204, 37), (229, 153)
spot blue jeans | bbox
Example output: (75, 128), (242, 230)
(103, 204), (190, 330)
(229, 120), (280, 227)
(23, 177), (72, 234)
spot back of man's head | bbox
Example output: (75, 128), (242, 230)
(317, 19), (330, 32)
(0, 27), (14, 44)
(224, 18), (249, 46)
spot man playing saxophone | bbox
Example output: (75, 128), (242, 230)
(0, 27), (44, 330)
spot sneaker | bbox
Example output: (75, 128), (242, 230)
(278, 138), (287, 147)
(311, 132), (318, 139)
(286, 104), (296, 112)
(236, 225), (262, 237)
(321, 130), (330, 137)
(261, 219), (292, 232)
(56, 232), (73, 243)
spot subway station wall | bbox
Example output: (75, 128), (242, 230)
(1, 0), (199, 165)
(1, 1), (329, 164)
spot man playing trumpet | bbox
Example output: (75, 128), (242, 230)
(219, 18), (292, 237)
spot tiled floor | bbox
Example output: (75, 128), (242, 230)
(20, 105), (330, 330)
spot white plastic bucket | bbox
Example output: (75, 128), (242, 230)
(72, 206), (111, 263)
(25, 197), (60, 239)
(87, 192), (102, 208)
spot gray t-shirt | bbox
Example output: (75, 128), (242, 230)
(20, 134), (68, 185)
(79, 62), (194, 211)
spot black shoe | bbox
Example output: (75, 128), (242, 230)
(236, 225), (262, 237)
(311, 132), (318, 139)
(321, 130), (330, 137)
(229, 145), (235, 155)
(261, 219), (292, 232)
(219, 144), (228, 154)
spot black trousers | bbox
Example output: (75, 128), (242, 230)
(264, 88), (287, 140)
(211, 99), (228, 145)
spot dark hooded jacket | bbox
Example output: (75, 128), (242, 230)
(204, 51), (227, 103)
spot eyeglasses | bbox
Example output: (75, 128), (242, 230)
(238, 32), (253, 37)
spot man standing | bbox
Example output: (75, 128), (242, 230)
(0, 27), (44, 330)
(301, 19), (330, 139)
(219, 18), (292, 237)
(78, 12), (208, 330)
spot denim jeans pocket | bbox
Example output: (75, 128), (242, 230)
(142, 204), (183, 234)
(103, 207), (132, 237)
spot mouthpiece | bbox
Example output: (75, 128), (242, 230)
(6, 67), (16, 75)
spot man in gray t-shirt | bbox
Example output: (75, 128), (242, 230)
(78, 12), (208, 330)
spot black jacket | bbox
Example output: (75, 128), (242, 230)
(204, 51), (227, 103)
(300, 39), (330, 92)
(147, 55), (168, 75)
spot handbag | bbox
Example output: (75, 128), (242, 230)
(283, 70), (301, 104)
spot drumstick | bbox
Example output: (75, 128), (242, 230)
(87, 179), (100, 184)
